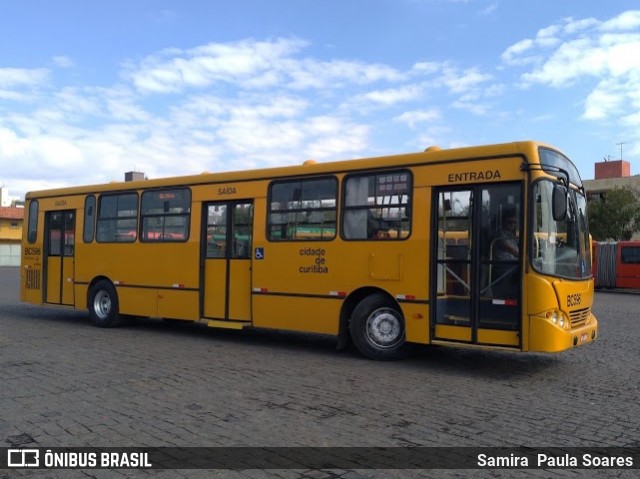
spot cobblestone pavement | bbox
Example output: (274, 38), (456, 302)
(1, 267), (638, 478)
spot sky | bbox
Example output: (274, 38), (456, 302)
(2, 0), (640, 203)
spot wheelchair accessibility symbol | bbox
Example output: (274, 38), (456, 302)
(254, 247), (264, 260)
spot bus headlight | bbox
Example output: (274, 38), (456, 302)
(544, 310), (569, 329)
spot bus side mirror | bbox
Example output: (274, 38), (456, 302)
(552, 184), (568, 221)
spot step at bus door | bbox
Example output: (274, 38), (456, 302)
(432, 184), (522, 348)
(44, 210), (76, 305)
(202, 201), (253, 322)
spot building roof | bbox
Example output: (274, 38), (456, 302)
(583, 175), (640, 193)
(0, 206), (24, 220)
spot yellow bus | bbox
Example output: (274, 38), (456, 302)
(20, 141), (598, 360)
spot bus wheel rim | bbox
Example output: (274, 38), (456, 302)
(365, 308), (403, 349)
(94, 290), (111, 319)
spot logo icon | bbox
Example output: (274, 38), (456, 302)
(254, 247), (264, 260)
(7, 449), (40, 468)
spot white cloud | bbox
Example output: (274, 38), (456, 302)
(0, 68), (49, 88)
(440, 67), (493, 93)
(452, 99), (490, 116)
(503, 9), (640, 163)
(287, 59), (404, 90)
(2, 36), (497, 197)
(393, 109), (441, 128)
(127, 37), (406, 94)
(105, 94), (151, 122)
(413, 125), (453, 151)
(217, 117), (305, 155)
(0, 90), (28, 101)
(52, 56), (74, 68)
(600, 10), (640, 31)
(411, 61), (442, 75)
(502, 39), (535, 65)
(0, 127), (30, 157)
(583, 80), (625, 120)
(306, 120), (369, 160)
(126, 38), (301, 93)
(227, 96), (308, 120)
(508, 12), (640, 88)
(521, 38), (601, 87)
(0, 127), (89, 185)
(563, 17), (599, 35)
(358, 84), (424, 106)
(502, 17), (601, 66)
(55, 88), (103, 117)
(535, 25), (562, 48)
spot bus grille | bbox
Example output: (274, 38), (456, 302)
(569, 308), (590, 327)
(26, 269), (41, 290)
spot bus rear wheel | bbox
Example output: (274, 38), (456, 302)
(89, 280), (122, 328)
(349, 294), (406, 360)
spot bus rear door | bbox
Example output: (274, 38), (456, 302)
(44, 210), (76, 305)
(202, 201), (253, 324)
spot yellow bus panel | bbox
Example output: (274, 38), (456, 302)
(252, 295), (340, 335)
(158, 290), (199, 321)
(477, 329), (519, 347)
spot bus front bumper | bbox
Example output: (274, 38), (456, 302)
(528, 313), (598, 353)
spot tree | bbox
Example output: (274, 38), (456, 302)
(588, 186), (640, 241)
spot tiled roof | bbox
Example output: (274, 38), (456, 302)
(0, 207), (24, 220)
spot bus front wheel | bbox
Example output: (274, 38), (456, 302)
(89, 280), (122, 328)
(349, 294), (406, 360)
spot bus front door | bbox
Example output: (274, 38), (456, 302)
(202, 201), (253, 323)
(44, 210), (76, 305)
(432, 184), (522, 348)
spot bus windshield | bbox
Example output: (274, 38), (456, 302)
(539, 148), (583, 188)
(532, 180), (592, 279)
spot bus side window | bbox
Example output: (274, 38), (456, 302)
(267, 177), (337, 241)
(206, 204), (227, 258)
(343, 171), (412, 241)
(84, 195), (96, 243)
(27, 200), (39, 243)
(141, 189), (191, 243)
(621, 246), (640, 264)
(96, 193), (139, 243)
